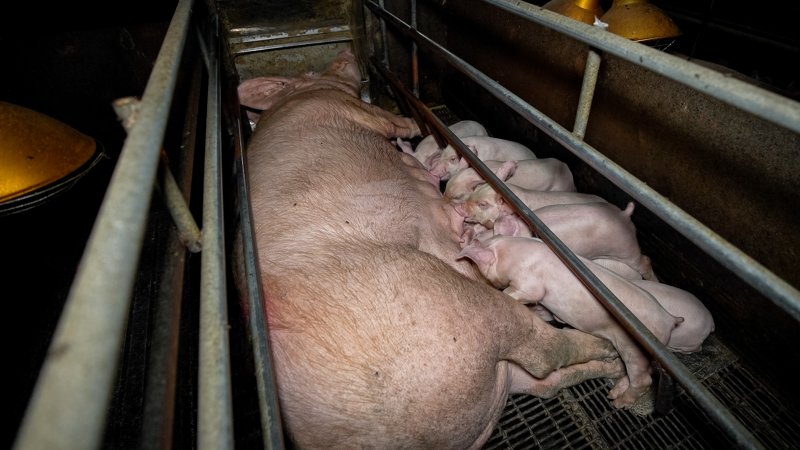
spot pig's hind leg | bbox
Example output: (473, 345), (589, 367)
(508, 357), (625, 398)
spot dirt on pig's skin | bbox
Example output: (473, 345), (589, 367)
(240, 52), (622, 449)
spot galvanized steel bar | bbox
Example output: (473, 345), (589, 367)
(573, 49), (601, 139)
(11, 2), (194, 449)
(197, 21), (235, 450)
(365, 3), (770, 448)
(483, 0), (800, 136)
(112, 96), (202, 253)
(365, 0), (800, 324)
(232, 109), (287, 450)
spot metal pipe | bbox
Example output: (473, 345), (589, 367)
(11, 2), (194, 449)
(411, 0), (419, 97)
(197, 19), (235, 450)
(365, 0), (800, 324)
(365, 4), (770, 448)
(480, 0), (800, 136)
(573, 49), (601, 139)
(139, 58), (203, 450)
(232, 36), (354, 55)
(232, 107), (286, 450)
(112, 96), (202, 253)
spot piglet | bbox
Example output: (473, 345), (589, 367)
(632, 280), (715, 353)
(399, 119), (488, 171)
(444, 159), (576, 202)
(455, 181), (605, 228)
(457, 235), (684, 411)
(490, 202), (656, 280)
(430, 136), (537, 180)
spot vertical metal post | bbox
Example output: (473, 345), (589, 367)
(573, 49), (601, 139)
(410, 0), (420, 97)
(197, 18), (235, 450)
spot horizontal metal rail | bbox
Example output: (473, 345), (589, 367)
(11, 1), (195, 449)
(484, 0), (800, 136)
(365, 1), (780, 448)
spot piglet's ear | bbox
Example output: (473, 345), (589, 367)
(396, 138), (415, 154)
(494, 160), (518, 181)
(456, 244), (495, 267)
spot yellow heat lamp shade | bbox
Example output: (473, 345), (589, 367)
(601, 0), (681, 42)
(543, 0), (604, 25)
(0, 101), (97, 206)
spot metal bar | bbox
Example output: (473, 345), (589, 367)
(480, 0), (800, 136)
(411, 0), (419, 97)
(365, 0), (800, 324)
(232, 35), (354, 55)
(139, 58), (203, 450)
(112, 96), (202, 253)
(232, 104), (286, 450)
(11, 2), (194, 449)
(573, 49), (601, 139)
(197, 18), (235, 450)
(365, 4), (769, 448)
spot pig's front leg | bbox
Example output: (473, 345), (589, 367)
(338, 94), (421, 138)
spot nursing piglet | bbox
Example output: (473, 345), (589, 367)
(240, 49), (624, 449)
(457, 235), (684, 411)
(444, 159), (576, 202)
(398, 119), (488, 172)
(429, 136), (537, 180)
(455, 181), (606, 228)
(490, 203), (657, 280)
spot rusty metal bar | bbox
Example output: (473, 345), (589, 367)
(410, 0), (420, 97)
(197, 17), (235, 450)
(365, 3), (769, 448)
(11, 1), (195, 449)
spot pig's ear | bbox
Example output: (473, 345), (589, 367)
(467, 180), (486, 192)
(237, 77), (294, 110)
(396, 138), (415, 154)
(495, 160), (518, 181)
(457, 158), (470, 170)
(456, 244), (496, 267)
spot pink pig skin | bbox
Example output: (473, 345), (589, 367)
(490, 203), (656, 280)
(444, 158), (576, 202)
(238, 50), (624, 449)
(632, 280), (715, 353)
(457, 181), (606, 229)
(403, 120), (488, 171)
(457, 235), (684, 410)
(430, 136), (538, 180)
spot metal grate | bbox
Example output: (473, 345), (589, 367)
(484, 335), (800, 449)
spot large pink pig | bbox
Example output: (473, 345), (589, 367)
(490, 202), (657, 280)
(457, 235), (688, 411)
(397, 119), (488, 172)
(455, 181), (606, 228)
(237, 49), (624, 449)
(429, 136), (538, 180)
(444, 159), (576, 202)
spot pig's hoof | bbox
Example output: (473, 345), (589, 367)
(628, 386), (655, 416)
(607, 376), (629, 400)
